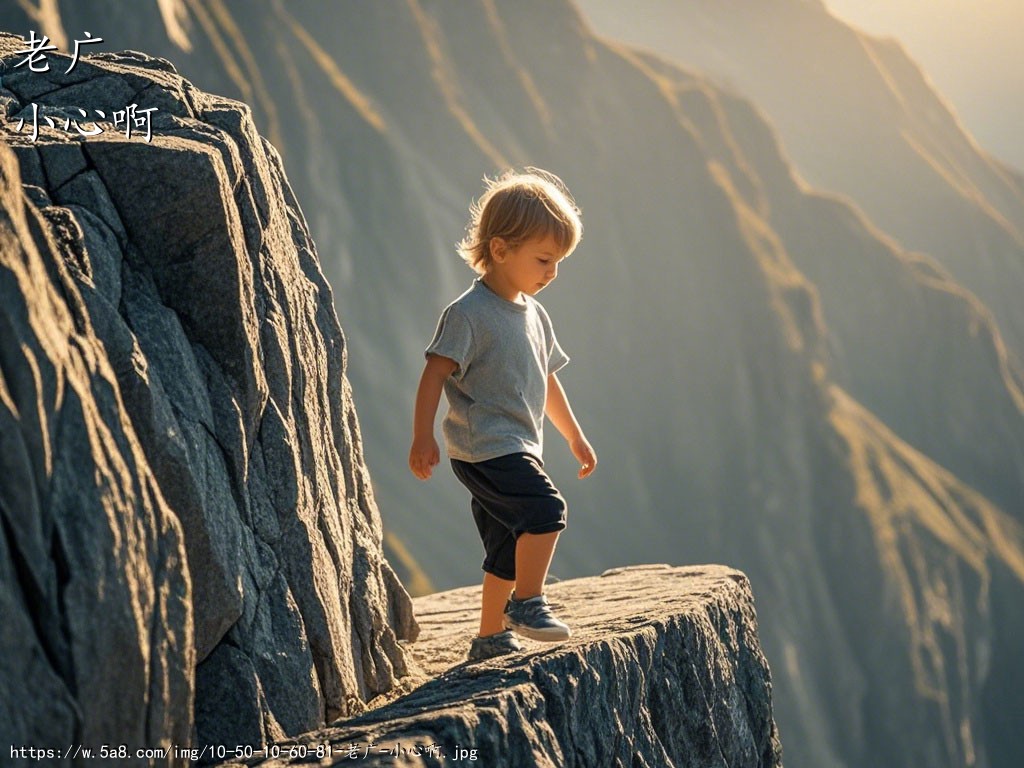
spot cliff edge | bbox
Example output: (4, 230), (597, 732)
(231, 565), (782, 768)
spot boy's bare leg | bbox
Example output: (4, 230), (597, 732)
(514, 531), (560, 599)
(479, 572), (515, 636)
(479, 532), (559, 635)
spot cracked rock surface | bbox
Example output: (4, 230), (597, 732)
(0, 33), (416, 760)
(233, 565), (782, 768)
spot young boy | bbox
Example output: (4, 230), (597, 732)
(409, 168), (596, 662)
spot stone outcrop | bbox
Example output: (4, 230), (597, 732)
(0, 130), (193, 763)
(230, 565), (782, 768)
(0, 33), (416, 759)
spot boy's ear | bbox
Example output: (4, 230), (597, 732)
(490, 237), (507, 262)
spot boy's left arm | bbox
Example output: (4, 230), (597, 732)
(546, 372), (597, 478)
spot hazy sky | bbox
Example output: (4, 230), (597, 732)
(824, 0), (1024, 169)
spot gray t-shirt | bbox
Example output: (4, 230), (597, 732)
(426, 279), (569, 462)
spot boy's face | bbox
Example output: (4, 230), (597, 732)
(491, 233), (568, 298)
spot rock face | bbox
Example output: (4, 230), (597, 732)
(236, 565), (782, 768)
(0, 33), (416, 758)
(0, 130), (193, 762)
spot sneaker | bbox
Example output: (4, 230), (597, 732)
(467, 630), (523, 662)
(503, 593), (571, 641)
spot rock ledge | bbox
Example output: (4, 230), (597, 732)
(234, 564), (782, 767)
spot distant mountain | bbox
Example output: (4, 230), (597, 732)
(2, 2), (1023, 767)
(578, 0), (1024, 380)
(825, 0), (1024, 171)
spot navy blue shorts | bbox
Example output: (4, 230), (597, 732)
(450, 453), (567, 581)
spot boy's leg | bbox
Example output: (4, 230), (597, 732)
(514, 531), (560, 599)
(505, 530), (569, 641)
(450, 454), (568, 642)
(479, 572), (515, 636)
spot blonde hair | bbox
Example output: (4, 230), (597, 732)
(457, 168), (582, 274)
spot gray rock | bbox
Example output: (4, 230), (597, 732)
(0, 31), (416, 759)
(237, 565), (782, 768)
(0, 139), (193, 763)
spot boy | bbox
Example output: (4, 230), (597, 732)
(409, 168), (596, 662)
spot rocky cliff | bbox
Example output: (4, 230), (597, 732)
(228, 566), (782, 768)
(0, 33), (416, 758)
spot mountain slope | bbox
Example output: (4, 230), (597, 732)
(578, 0), (1024, 375)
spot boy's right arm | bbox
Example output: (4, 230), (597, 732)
(409, 353), (458, 480)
